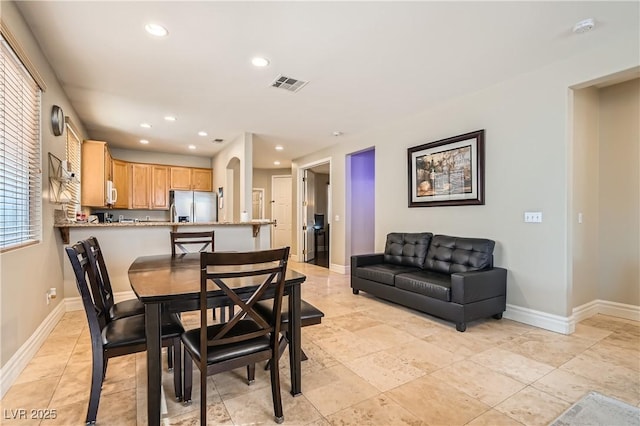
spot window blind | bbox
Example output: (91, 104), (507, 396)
(65, 120), (81, 218)
(0, 34), (42, 251)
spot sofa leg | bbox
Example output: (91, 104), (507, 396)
(492, 313), (503, 320)
(455, 322), (466, 332)
(352, 289), (359, 295)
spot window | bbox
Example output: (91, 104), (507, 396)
(65, 119), (81, 218)
(0, 33), (42, 251)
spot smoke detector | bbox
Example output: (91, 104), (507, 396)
(573, 18), (595, 34)
(270, 75), (308, 92)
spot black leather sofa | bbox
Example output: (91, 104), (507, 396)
(351, 233), (507, 332)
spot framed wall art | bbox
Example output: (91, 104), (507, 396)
(408, 129), (485, 207)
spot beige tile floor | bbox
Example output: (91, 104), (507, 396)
(2, 261), (639, 425)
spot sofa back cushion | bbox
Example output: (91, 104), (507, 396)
(384, 232), (433, 268)
(425, 235), (495, 274)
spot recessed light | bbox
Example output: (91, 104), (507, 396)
(275, 145), (284, 151)
(273, 161), (281, 166)
(140, 139), (150, 145)
(573, 18), (595, 34)
(145, 23), (168, 37)
(198, 131), (208, 137)
(251, 57), (270, 67)
(188, 145), (196, 150)
(332, 131), (343, 137)
(140, 123), (152, 128)
(164, 116), (177, 122)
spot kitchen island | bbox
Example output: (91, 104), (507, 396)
(57, 220), (274, 298)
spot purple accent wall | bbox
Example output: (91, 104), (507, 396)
(349, 149), (375, 255)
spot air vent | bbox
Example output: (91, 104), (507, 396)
(212, 139), (224, 143)
(270, 75), (308, 93)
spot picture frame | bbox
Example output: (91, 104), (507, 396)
(408, 129), (485, 207)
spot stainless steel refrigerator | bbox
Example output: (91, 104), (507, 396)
(169, 190), (218, 223)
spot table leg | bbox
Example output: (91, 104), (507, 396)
(288, 284), (302, 396)
(145, 303), (162, 426)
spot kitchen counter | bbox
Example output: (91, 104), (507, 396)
(55, 220), (274, 243)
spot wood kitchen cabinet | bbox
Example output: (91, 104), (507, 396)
(112, 159), (129, 209)
(81, 140), (112, 207)
(170, 166), (212, 191)
(130, 163), (169, 209)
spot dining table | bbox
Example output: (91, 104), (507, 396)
(128, 252), (307, 426)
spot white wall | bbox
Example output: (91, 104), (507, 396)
(598, 79), (640, 305)
(212, 132), (253, 222)
(292, 28), (639, 317)
(110, 148), (212, 168)
(0, 2), (86, 367)
(571, 87), (600, 307)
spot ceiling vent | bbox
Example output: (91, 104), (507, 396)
(211, 138), (224, 143)
(270, 75), (308, 93)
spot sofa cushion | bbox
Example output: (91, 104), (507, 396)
(383, 232), (433, 268)
(355, 264), (419, 286)
(425, 235), (495, 274)
(395, 271), (452, 301)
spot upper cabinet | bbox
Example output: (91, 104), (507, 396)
(81, 140), (112, 207)
(170, 167), (212, 191)
(150, 165), (169, 209)
(112, 159), (129, 209)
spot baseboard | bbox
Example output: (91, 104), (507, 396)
(330, 263), (348, 275)
(65, 290), (138, 312)
(504, 304), (574, 335)
(573, 299), (640, 322)
(0, 302), (66, 398)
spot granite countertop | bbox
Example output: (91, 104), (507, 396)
(54, 220), (274, 228)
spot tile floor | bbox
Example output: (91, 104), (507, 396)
(1, 261), (639, 425)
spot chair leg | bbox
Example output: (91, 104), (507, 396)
(172, 339), (182, 401)
(87, 350), (105, 424)
(269, 350), (284, 424)
(200, 358), (207, 425)
(247, 364), (255, 384)
(167, 345), (174, 370)
(183, 351), (193, 404)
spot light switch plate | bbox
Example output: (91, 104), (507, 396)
(524, 212), (542, 223)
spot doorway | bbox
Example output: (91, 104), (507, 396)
(299, 160), (331, 268)
(252, 188), (265, 220)
(271, 175), (292, 248)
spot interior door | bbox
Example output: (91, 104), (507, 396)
(304, 170), (315, 262)
(271, 176), (292, 249)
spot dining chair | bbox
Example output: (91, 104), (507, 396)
(84, 236), (176, 370)
(254, 297), (324, 370)
(182, 247), (291, 424)
(170, 230), (215, 256)
(66, 241), (185, 425)
(170, 230), (234, 322)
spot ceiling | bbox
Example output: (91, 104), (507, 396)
(16, 1), (639, 169)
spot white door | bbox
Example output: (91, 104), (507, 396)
(271, 176), (292, 248)
(304, 170), (316, 261)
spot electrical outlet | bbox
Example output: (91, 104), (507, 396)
(524, 212), (542, 223)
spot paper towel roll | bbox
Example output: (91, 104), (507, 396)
(240, 211), (249, 222)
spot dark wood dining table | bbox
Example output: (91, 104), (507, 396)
(128, 252), (307, 426)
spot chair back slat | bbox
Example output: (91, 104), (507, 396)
(82, 236), (115, 318)
(199, 248), (289, 349)
(65, 242), (107, 342)
(171, 231), (215, 256)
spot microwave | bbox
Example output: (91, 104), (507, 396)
(105, 180), (118, 205)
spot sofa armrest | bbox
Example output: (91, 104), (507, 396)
(450, 267), (507, 304)
(351, 254), (385, 275)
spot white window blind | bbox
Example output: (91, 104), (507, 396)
(0, 33), (42, 251)
(65, 120), (81, 218)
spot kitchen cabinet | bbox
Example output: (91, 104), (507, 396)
(130, 163), (169, 210)
(112, 159), (129, 209)
(170, 166), (212, 191)
(81, 140), (112, 207)
(191, 168), (213, 191)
